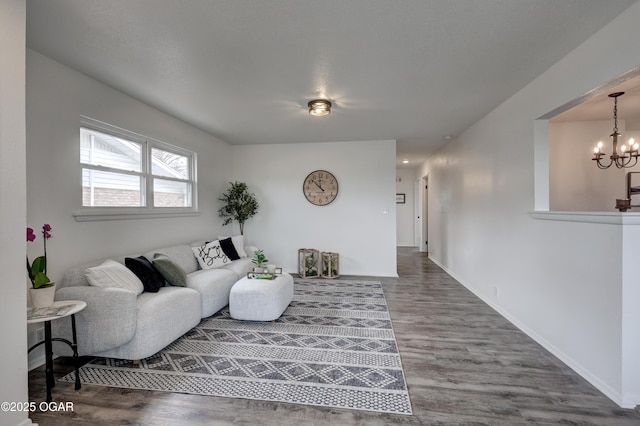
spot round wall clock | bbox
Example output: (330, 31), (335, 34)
(303, 170), (339, 206)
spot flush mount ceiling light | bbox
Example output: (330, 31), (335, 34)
(308, 99), (331, 117)
(592, 92), (639, 169)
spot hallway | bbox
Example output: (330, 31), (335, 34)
(385, 247), (640, 424)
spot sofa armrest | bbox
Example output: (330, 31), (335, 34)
(245, 245), (259, 258)
(52, 286), (137, 357)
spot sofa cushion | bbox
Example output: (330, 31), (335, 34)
(221, 257), (254, 279)
(144, 244), (199, 274)
(59, 259), (105, 289)
(191, 240), (231, 269)
(96, 286), (201, 360)
(85, 259), (144, 295)
(125, 256), (165, 293)
(153, 253), (188, 287)
(187, 268), (238, 317)
(219, 237), (240, 261)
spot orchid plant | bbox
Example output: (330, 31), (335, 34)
(26, 224), (54, 289)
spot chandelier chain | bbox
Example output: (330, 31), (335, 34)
(613, 96), (618, 132)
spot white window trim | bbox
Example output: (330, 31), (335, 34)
(74, 117), (199, 222)
(74, 208), (201, 222)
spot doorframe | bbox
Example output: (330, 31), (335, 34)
(418, 174), (428, 252)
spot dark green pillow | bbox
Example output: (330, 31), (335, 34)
(153, 253), (187, 287)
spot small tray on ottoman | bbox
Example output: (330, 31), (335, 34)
(247, 266), (283, 280)
(247, 272), (276, 280)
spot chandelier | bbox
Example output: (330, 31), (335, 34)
(592, 92), (639, 169)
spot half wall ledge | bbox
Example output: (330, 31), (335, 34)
(530, 211), (640, 225)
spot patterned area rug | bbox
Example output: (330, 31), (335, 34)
(61, 279), (412, 415)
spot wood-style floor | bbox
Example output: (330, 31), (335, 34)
(28, 248), (640, 425)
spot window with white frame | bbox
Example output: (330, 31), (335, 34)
(80, 123), (196, 211)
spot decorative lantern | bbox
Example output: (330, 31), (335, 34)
(321, 252), (340, 278)
(298, 248), (319, 278)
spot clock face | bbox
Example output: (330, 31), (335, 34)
(303, 170), (339, 206)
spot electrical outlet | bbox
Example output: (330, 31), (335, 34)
(494, 287), (499, 298)
(36, 327), (44, 342)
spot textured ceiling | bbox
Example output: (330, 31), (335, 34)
(26, 0), (638, 168)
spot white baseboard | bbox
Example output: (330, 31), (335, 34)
(28, 352), (45, 371)
(622, 393), (640, 410)
(428, 256), (636, 409)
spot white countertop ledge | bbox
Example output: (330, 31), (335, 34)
(530, 211), (640, 225)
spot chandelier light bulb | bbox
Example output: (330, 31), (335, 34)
(597, 141), (604, 149)
(594, 147), (600, 154)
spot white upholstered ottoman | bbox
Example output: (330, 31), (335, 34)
(229, 272), (294, 321)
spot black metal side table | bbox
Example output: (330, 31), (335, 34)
(27, 300), (86, 402)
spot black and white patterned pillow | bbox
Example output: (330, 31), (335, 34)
(191, 240), (230, 269)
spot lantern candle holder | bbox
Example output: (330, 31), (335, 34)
(298, 248), (319, 278)
(321, 252), (340, 278)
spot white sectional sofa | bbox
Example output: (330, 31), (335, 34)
(52, 239), (255, 361)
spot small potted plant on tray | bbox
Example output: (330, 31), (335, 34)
(252, 249), (269, 271)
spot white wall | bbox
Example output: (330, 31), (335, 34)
(25, 50), (235, 368)
(0, 2), (32, 426)
(232, 140), (397, 277)
(26, 50), (234, 280)
(417, 2), (640, 408)
(550, 119), (640, 211)
(396, 168), (416, 246)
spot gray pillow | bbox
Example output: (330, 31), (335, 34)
(153, 253), (187, 287)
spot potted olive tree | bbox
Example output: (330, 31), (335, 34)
(218, 181), (259, 235)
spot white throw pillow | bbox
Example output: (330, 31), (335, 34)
(192, 240), (230, 269)
(85, 259), (144, 295)
(218, 235), (247, 258)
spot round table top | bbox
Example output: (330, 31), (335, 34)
(27, 300), (87, 324)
